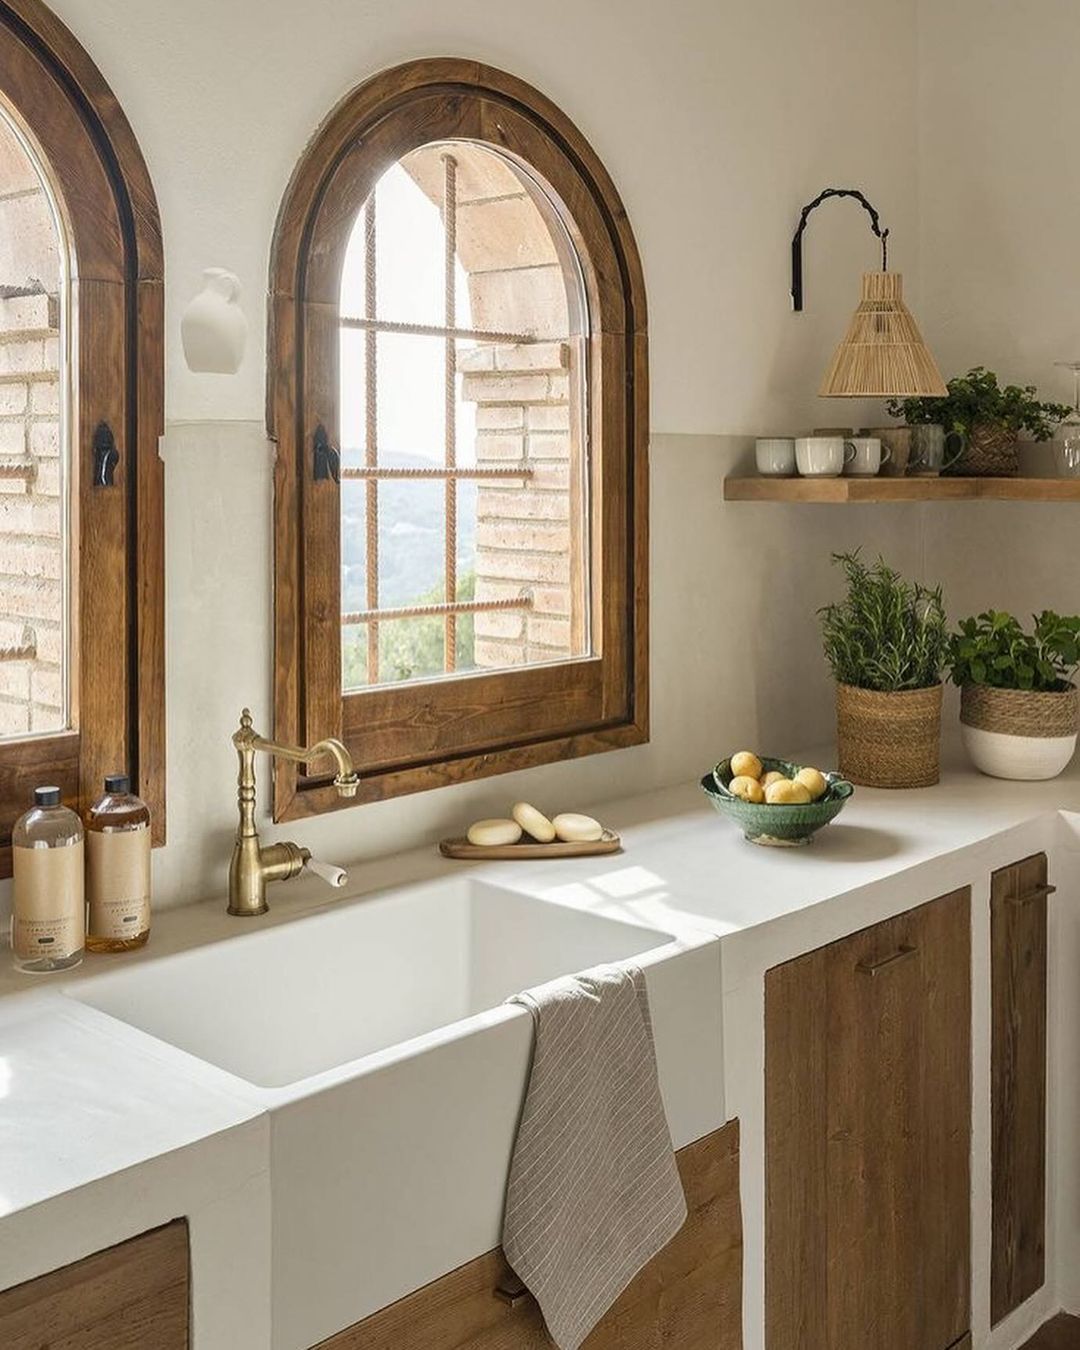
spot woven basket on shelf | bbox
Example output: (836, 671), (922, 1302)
(836, 682), (943, 788)
(960, 683), (1078, 738)
(948, 420), (1019, 477)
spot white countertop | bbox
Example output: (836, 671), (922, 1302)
(2, 749), (1079, 1329)
(506, 754), (1077, 933)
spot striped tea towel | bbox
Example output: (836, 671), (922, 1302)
(501, 962), (687, 1350)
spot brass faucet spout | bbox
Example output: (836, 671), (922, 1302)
(228, 708), (358, 915)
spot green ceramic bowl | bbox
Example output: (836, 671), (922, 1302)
(701, 756), (855, 847)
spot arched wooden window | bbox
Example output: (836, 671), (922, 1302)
(0, 0), (165, 869)
(270, 60), (647, 819)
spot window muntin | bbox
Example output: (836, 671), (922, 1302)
(338, 141), (590, 692)
(0, 99), (72, 741)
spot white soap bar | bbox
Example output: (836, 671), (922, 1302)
(552, 812), (604, 843)
(466, 818), (523, 847)
(512, 801), (556, 843)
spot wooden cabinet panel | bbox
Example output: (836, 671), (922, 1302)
(991, 852), (1050, 1324)
(766, 888), (971, 1350)
(317, 1120), (742, 1349)
(1019, 1313), (1080, 1349)
(0, 1219), (189, 1349)
(764, 943), (828, 1348)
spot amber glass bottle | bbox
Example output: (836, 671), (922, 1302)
(86, 774), (151, 953)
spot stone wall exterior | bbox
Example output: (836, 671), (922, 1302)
(460, 341), (578, 668)
(0, 114), (65, 738)
(404, 142), (585, 672)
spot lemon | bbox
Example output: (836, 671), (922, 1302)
(729, 774), (765, 804)
(795, 767), (828, 801)
(766, 778), (812, 805)
(730, 751), (763, 780)
(760, 770), (787, 789)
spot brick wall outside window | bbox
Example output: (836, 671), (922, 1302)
(0, 113), (65, 738)
(405, 143), (585, 672)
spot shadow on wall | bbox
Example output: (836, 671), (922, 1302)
(735, 498), (930, 761)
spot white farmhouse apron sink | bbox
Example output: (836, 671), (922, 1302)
(65, 876), (723, 1348)
(70, 879), (667, 1089)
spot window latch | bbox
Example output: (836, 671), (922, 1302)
(313, 425), (340, 484)
(92, 422), (119, 487)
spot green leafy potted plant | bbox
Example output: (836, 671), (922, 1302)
(887, 366), (1070, 477)
(819, 552), (948, 788)
(947, 610), (1079, 779)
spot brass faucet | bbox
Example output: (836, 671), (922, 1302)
(228, 708), (360, 917)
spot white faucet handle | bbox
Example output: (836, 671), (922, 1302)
(304, 857), (348, 889)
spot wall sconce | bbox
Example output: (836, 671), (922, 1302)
(791, 187), (946, 399)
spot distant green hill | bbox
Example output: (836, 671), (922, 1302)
(341, 450), (477, 611)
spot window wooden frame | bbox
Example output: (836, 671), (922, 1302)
(269, 59), (647, 821)
(0, 0), (165, 873)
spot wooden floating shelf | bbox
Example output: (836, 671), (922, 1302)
(723, 475), (1080, 503)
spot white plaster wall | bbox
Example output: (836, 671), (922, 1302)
(914, 4), (1080, 1315)
(49, 0), (922, 435)
(913, 0), (1080, 666)
(152, 428), (932, 907)
(914, 0), (1080, 634)
(916, 0), (1080, 406)
(0, 0), (931, 908)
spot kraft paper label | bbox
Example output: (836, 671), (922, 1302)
(88, 825), (151, 939)
(12, 840), (85, 960)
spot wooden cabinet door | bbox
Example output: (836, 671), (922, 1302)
(0, 1219), (189, 1349)
(990, 853), (1050, 1324)
(766, 888), (971, 1350)
(317, 1120), (742, 1349)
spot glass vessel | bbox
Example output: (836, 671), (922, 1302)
(11, 786), (84, 973)
(1053, 362), (1080, 475)
(86, 773), (151, 953)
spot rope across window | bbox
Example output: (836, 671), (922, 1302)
(343, 151), (537, 684)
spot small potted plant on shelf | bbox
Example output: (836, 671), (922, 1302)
(819, 551), (948, 788)
(886, 366), (1071, 477)
(947, 610), (1080, 780)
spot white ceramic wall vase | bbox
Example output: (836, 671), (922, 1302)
(180, 268), (247, 374)
(959, 683), (1078, 780)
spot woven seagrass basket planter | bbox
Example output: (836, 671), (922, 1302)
(836, 682), (943, 789)
(960, 683), (1078, 780)
(948, 420), (1019, 477)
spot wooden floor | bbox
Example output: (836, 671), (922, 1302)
(1022, 1313), (1080, 1349)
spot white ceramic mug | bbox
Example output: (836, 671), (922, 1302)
(795, 436), (856, 477)
(843, 436), (892, 477)
(755, 437), (796, 477)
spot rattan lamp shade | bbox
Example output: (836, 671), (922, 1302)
(818, 271), (947, 398)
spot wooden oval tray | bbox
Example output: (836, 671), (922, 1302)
(439, 828), (621, 860)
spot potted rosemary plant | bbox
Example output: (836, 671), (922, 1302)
(947, 610), (1079, 779)
(819, 552), (948, 788)
(887, 366), (1070, 477)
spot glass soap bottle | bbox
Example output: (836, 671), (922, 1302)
(11, 786), (84, 973)
(86, 774), (151, 953)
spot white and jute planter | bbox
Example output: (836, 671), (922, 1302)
(960, 683), (1078, 781)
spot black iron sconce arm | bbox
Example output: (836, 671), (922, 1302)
(791, 187), (889, 312)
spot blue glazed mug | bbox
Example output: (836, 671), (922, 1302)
(909, 424), (964, 476)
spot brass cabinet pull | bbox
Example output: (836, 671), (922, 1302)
(494, 1274), (531, 1308)
(1007, 883), (1056, 906)
(857, 943), (917, 976)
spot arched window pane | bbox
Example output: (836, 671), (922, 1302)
(339, 140), (589, 691)
(0, 101), (70, 741)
